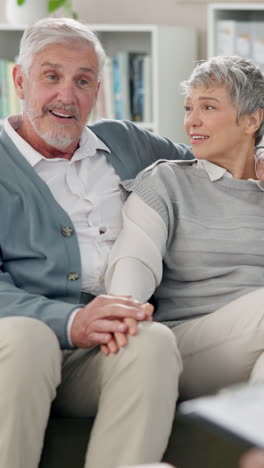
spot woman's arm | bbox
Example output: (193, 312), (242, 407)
(105, 192), (167, 302)
(102, 192), (168, 355)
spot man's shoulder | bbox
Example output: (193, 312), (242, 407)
(0, 129), (13, 165)
(88, 118), (140, 139)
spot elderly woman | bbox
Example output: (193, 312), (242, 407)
(105, 55), (264, 400)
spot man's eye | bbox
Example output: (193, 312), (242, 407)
(77, 79), (89, 86)
(205, 105), (214, 110)
(46, 74), (58, 81)
(184, 106), (191, 112)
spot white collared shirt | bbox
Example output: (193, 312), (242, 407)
(195, 158), (264, 190)
(5, 115), (124, 296)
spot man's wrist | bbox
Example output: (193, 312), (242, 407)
(67, 308), (82, 347)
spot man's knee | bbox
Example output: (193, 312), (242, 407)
(0, 317), (61, 387)
(135, 321), (180, 356)
(115, 321), (183, 380)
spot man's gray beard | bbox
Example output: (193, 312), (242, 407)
(24, 105), (79, 150)
(33, 125), (77, 149)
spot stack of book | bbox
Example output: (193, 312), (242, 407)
(92, 52), (152, 123)
(0, 54), (152, 123)
(0, 59), (21, 120)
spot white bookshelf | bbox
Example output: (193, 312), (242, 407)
(0, 23), (197, 143)
(208, 3), (264, 58)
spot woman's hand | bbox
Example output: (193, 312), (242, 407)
(70, 295), (151, 349)
(100, 302), (154, 356)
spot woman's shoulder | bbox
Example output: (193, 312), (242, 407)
(140, 158), (196, 179)
(122, 159), (196, 195)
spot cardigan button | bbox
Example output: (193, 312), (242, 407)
(67, 272), (79, 281)
(61, 226), (74, 237)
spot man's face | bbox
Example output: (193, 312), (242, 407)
(14, 41), (100, 153)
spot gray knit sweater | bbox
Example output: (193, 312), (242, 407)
(123, 160), (264, 326)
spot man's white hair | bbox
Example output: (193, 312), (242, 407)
(17, 17), (106, 76)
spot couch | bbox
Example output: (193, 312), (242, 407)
(39, 412), (252, 468)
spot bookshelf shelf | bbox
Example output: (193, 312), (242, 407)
(208, 3), (264, 61)
(0, 23), (196, 143)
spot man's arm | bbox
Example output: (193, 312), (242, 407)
(0, 264), (152, 350)
(0, 266), (78, 349)
(89, 119), (194, 180)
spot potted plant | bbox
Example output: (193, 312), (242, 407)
(17, 0), (77, 17)
(6, 0), (77, 26)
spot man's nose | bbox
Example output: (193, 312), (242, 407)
(57, 81), (76, 103)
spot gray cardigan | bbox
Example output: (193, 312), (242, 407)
(0, 119), (193, 348)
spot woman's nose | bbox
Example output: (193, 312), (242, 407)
(185, 109), (202, 128)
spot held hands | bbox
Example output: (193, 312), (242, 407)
(101, 303), (153, 356)
(70, 295), (154, 352)
(255, 147), (264, 180)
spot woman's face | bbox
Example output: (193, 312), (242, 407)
(184, 84), (251, 165)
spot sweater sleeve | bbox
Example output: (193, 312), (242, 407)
(105, 193), (167, 303)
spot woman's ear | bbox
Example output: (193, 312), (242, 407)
(12, 64), (25, 100)
(246, 108), (264, 135)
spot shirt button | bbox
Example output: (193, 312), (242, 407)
(61, 226), (73, 237)
(67, 272), (79, 281)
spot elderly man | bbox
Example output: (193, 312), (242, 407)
(0, 17), (193, 468)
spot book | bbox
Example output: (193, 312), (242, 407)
(142, 55), (152, 123)
(130, 53), (144, 122)
(91, 52), (152, 124)
(112, 52), (131, 120)
(0, 59), (9, 119)
(93, 56), (115, 120)
(179, 383), (264, 447)
(7, 61), (20, 115)
(102, 56), (115, 119)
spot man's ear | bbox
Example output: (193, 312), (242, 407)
(12, 64), (25, 99)
(96, 79), (101, 99)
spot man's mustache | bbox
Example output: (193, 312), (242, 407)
(43, 103), (80, 120)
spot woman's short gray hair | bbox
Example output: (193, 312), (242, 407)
(17, 17), (106, 77)
(180, 56), (264, 146)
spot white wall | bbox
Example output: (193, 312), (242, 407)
(0, 0), (208, 59)
(5, 1), (264, 59)
(74, 0), (207, 59)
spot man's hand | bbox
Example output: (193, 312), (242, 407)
(100, 302), (154, 356)
(70, 295), (151, 349)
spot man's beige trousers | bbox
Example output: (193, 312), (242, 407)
(2, 288), (264, 468)
(0, 318), (180, 468)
